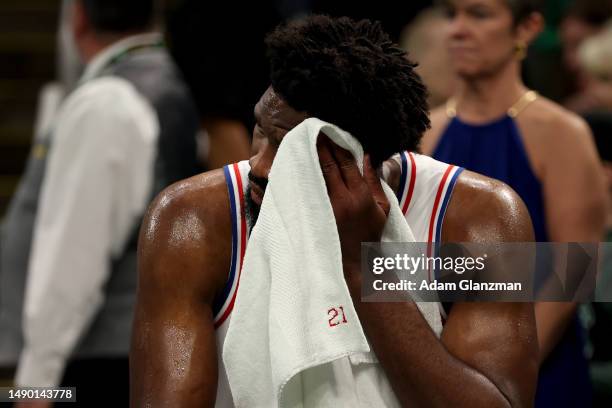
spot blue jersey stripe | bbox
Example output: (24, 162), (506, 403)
(213, 165), (239, 316)
(433, 167), (464, 266)
(396, 152), (408, 204)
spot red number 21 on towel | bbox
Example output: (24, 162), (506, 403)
(328, 306), (347, 327)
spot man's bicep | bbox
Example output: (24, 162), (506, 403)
(130, 188), (227, 407)
(130, 269), (219, 407)
(440, 173), (539, 406)
(442, 302), (538, 407)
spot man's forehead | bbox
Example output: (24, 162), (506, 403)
(255, 87), (308, 128)
(263, 88), (286, 113)
(255, 88), (284, 119)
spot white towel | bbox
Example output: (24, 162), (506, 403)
(222, 118), (442, 408)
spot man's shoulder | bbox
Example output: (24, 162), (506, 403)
(144, 168), (231, 240)
(53, 77), (158, 149)
(442, 170), (534, 243)
(63, 76), (154, 121)
(138, 168), (232, 296)
(69, 76), (138, 101)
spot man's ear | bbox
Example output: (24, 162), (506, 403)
(516, 12), (545, 45)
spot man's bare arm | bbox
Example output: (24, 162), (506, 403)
(320, 139), (538, 407)
(437, 172), (539, 407)
(130, 172), (231, 407)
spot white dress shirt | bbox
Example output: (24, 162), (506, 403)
(15, 37), (159, 386)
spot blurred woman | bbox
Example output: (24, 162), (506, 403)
(420, 0), (607, 406)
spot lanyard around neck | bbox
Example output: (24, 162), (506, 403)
(81, 38), (165, 84)
(103, 39), (164, 71)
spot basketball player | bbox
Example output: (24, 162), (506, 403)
(131, 16), (538, 406)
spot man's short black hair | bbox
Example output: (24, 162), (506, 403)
(265, 15), (430, 168)
(81, 0), (155, 33)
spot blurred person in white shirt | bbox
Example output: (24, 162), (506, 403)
(0, 0), (200, 406)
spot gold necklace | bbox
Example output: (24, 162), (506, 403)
(446, 90), (538, 119)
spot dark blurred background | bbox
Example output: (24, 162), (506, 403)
(0, 0), (60, 217)
(0, 0), (608, 216)
(0, 0), (436, 217)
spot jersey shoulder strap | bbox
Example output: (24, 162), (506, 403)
(213, 161), (250, 328)
(393, 152), (463, 250)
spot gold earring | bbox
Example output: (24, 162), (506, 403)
(515, 41), (527, 60)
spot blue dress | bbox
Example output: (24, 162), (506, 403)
(433, 114), (592, 407)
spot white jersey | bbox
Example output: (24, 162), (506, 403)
(213, 154), (463, 407)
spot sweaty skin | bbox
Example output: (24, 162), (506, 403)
(130, 88), (538, 407)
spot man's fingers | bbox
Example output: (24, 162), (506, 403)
(363, 154), (381, 189)
(327, 142), (363, 189)
(364, 155), (390, 216)
(317, 134), (346, 194)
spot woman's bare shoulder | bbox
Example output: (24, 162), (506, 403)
(420, 105), (451, 155)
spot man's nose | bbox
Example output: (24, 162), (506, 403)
(248, 144), (275, 182)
